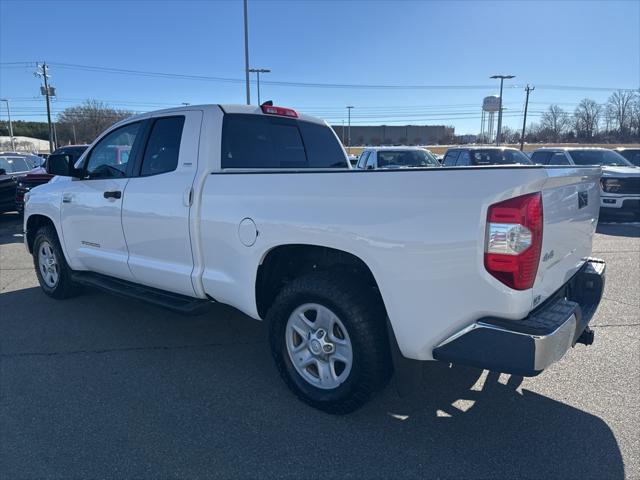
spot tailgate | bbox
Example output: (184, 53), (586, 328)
(533, 166), (601, 306)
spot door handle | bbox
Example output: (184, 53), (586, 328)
(103, 190), (122, 199)
(62, 193), (72, 203)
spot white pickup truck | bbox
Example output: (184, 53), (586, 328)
(24, 104), (605, 413)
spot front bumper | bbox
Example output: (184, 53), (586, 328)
(433, 258), (605, 376)
(600, 195), (640, 212)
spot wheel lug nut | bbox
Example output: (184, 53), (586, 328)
(323, 345), (333, 353)
(316, 330), (325, 338)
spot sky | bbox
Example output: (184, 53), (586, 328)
(0, 0), (639, 134)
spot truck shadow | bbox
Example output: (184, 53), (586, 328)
(0, 287), (625, 479)
(596, 220), (640, 238)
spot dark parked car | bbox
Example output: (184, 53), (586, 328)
(16, 145), (88, 213)
(615, 148), (640, 167)
(442, 147), (532, 166)
(0, 155), (38, 213)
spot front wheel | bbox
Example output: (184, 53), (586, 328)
(268, 271), (391, 414)
(32, 225), (81, 299)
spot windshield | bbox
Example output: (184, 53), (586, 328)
(0, 156), (34, 174)
(471, 149), (532, 165)
(616, 149), (640, 167)
(568, 150), (633, 167)
(377, 150), (440, 168)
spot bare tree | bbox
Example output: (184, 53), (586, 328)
(574, 99), (602, 139)
(629, 91), (640, 139)
(607, 90), (636, 138)
(541, 105), (569, 141)
(56, 99), (132, 144)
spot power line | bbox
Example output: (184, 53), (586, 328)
(3, 62), (630, 92)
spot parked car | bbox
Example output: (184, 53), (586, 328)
(0, 154), (38, 213)
(615, 148), (640, 167)
(25, 104), (604, 413)
(356, 146), (440, 169)
(16, 145), (89, 213)
(531, 148), (639, 217)
(442, 146), (533, 166)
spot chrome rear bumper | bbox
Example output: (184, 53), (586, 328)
(433, 258), (605, 376)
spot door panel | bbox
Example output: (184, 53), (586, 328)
(60, 121), (143, 279)
(61, 177), (132, 279)
(121, 111), (202, 296)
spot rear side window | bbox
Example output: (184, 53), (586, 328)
(298, 121), (347, 168)
(221, 114), (347, 169)
(443, 151), (459, 166)
(141, 116), (185, 176)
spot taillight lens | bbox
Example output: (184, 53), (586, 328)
(261, 105), (298, 118)
(485, 192), (543, 290)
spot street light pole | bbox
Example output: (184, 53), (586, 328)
(249, 68), (271, 105)
(490, 74), (515, 146)
(243, 0), (251, 105)
(346, 106), (354, 154)
(0, 98), (15, 151)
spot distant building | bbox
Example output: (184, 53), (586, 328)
(0, 136), (51, 153)
(331, 124), (454, 146)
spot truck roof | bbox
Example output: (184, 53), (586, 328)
(447, 146), (521, 151)
(363, 146), (432, 151)
(121, 104), (327, 126)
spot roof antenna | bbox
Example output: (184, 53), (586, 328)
(261, 100), (273, 106)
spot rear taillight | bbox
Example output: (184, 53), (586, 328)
(261, 105), (298, 118)
(484, 192), (543, 290)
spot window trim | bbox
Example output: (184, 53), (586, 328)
(80, 121), (145, 181)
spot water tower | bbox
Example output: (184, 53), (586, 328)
(481, 95), (500, 143)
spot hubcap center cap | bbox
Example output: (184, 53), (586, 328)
(308, 329), (334, 356)
(310, 339), (322, 354)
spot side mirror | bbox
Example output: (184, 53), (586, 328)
(47, 154), (81, 177)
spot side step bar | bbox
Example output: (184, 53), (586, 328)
(70, 271), (212, 315)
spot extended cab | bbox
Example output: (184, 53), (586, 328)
(24, 104), (605, 413)
(531, 148), (640, 217)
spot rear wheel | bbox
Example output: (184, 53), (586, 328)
(33, 225), (81, 299)
(268, 271), (391, 414)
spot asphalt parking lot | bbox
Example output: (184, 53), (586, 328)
(0, 212), (638, 479)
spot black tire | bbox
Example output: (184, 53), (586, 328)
(268, 271), (392, 414)
(32, 225), (81, 299)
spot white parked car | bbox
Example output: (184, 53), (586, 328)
(24, 104), (605, 413)
(531, 148), (640, 218)
(356, 146), (440, 169)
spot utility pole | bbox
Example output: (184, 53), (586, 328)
(490, 74), (515, 146)
(72, 123), (77, 144)
(346, 106), (354, 154)
(36, 62), (55, 152)
(249, 68), (271, 105)
(0, 98), (15, 151)
(243, 0), (251, 105)
(520, 84), (535, 151)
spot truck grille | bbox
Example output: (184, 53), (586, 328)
(617, 178), (640, 195)
(606, 177), (640, 195)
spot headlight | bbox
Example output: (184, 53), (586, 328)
(600, 178), (622, 193)
(24, 191), (31, 204)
